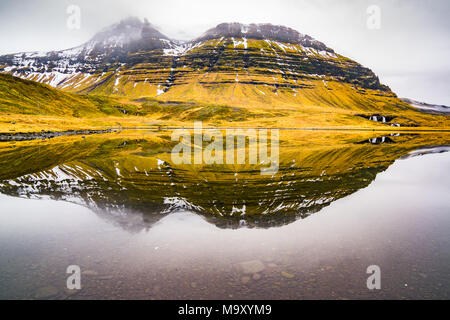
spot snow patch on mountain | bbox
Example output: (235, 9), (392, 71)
(401, 98), (450, 114)
(163, 41), (204, 56)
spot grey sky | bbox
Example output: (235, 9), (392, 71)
(0, 0), (449, 105)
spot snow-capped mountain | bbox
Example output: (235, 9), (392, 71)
(0, 17), (177, 88)
(195, 22), (333, 52)
(401, 98), (450, 114)
(91, 17), (171, 46)
(0, 17), (412, 115)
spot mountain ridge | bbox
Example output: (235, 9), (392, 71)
(193, 22), (333, 52)
(401, 98), (450, 114)
(0, 17), (388, 93)
(1, 17), (449, 130)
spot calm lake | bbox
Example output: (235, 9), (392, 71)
(0, 129), (449, 299)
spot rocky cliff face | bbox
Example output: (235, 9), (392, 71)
(0, 18), (402, 113)
(195, 22), (332, 52)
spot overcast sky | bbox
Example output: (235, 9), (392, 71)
(0, 0), (449, 105)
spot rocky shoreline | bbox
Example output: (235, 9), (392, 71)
(0, 129), (113, 142)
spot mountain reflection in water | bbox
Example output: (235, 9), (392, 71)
(0, 130), (449, 231)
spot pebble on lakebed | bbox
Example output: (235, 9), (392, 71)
(281, 271), (295, 279)
(239, 260), (265, 274)
(252, 273), (262, 280)
(82, 270), (99, 276)
(34, 286), (58, 299)
(241, 276), (251, 284)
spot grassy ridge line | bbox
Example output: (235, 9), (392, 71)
(0, 73), (140, 117)
(0, 74), (449, 134)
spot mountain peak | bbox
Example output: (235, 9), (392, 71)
(1, 16), (391, 98)
(90, 17), (170, 46)
(196, 22), (333, 52)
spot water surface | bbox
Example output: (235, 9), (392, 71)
(0, 130), (449, 299)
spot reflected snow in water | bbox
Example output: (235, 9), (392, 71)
(0, 130), (449, 299)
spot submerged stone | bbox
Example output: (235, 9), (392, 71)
(281, 271), (295, 279)
(34, 286), (58, 299)
(240, 260), (265, 274)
